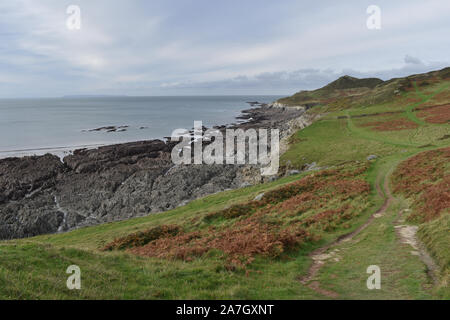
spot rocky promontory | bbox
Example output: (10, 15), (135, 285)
(0, 106), (312, 240)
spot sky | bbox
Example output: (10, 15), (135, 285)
(0, 0), (449, 98)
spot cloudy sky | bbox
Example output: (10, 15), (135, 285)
(1, 0), (449, 97)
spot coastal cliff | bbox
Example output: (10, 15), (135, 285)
(0, 106), (313, 240)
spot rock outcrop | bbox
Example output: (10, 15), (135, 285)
(0, 106), (311, 240)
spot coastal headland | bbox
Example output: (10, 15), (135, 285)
(0, 104), (311, 239)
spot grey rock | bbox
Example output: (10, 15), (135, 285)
(0, 141), (248, 239)
(305, 162), (318, 171)
(254, 193), (265, 201)
(367, 155), (378, 161)
(266, 175), (278, 182)
(240, 182), (252, 188)
(0, 105), (312, 240)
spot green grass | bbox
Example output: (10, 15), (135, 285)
(0, 241), (323, 300)
(419, 214), (450, 272)
(418, 214), (450, 298)
(281, 118), (399, 169)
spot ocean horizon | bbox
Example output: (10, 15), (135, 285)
(0, 95), (282, 159)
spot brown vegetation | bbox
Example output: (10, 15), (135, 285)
(104, 164), (371, 268)
(102, 225), (181, 251)
(392, 147), (450, 222)
(360, 118), (419, 131)
(416, 104), (450, 124)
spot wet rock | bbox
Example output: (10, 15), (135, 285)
(85, 125), (129, 133)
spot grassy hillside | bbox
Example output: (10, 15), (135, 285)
(0, 68), (449, 299)
(277, 67), (450, 112)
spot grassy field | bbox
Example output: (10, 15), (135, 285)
(0, 70), (449, 299)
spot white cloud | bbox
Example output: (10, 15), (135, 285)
(0, 0), (449, 97)
(158, 58), (449, 95)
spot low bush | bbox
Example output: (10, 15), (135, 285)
(102, 225), (181, 251)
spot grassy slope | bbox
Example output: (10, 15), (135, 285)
(0, 72), (449, 300)
(419, 213), (450, 295)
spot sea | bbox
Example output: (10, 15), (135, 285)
(0, 95), (283, 159)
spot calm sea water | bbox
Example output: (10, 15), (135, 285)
(0, 95), (282, 158)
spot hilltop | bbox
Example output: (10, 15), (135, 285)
(277, 67), (450, 112)
(322, 75), (383, 90)
(0, 67), (449, 300)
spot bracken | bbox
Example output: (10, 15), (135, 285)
(361, 118), (418, 131)
(416, 104), (450, 124)
(102, 225), (181, 251)
(392, 147), (450, 222)
(105, 163), (371, 268)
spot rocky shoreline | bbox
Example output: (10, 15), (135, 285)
(0, 104), (313, 240)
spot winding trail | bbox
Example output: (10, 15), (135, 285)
(299, 167), (393, 298)
(297, 81), (448, 298)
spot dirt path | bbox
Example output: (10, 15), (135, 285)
(299, 168), (393, 298)
(394, 209), (440, 284)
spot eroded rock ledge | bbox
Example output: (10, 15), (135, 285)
(0, 106), (313, 240)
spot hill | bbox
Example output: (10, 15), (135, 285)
(277, 67), (450, 112)
(322, 75), (383, 90)
(0, 68), (449, 299)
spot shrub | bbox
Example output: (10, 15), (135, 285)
(102, 225), (181, 251)
(204, 203), (257, 222)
